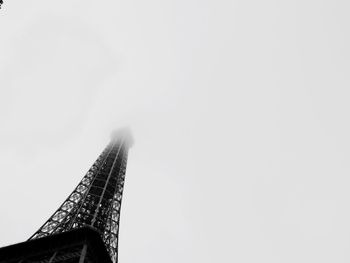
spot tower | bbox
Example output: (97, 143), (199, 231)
(0, 129), (133, 263)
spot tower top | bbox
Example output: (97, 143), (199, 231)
(111, 127), (134, 147)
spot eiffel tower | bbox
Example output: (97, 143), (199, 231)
(0, 128), (133, 263)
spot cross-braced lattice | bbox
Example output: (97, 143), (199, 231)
(29, 129), (133, 263)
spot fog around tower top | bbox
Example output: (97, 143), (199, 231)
(111, 127), (134, 147)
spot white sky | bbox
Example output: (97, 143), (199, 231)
(1, 0), (350, 262)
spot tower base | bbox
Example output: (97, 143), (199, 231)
(0, 227), (112, 263)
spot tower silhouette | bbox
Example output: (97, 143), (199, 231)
(0, 129), (133, 263)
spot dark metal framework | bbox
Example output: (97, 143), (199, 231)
(29, 129), (133, 263)
(0, 227), (113, 263)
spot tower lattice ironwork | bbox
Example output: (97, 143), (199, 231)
(27, 129), (133, 263)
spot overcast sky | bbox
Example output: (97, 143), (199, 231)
(1, 1), (350, 262)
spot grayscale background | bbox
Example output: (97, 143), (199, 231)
(1, 1), (350, 262)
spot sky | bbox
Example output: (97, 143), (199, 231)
(1, 0), (350, 262)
